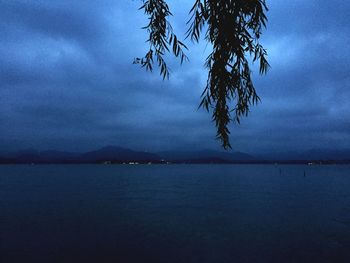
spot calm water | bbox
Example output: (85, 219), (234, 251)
(1, 164), (350, 263)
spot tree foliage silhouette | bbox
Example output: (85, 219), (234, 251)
(134, 0), (269, 149)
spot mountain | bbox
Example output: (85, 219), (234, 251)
(0, 147), (255, 164)
(0, 149), (80, 163)
(79, 146), (161, 163)
(158, 150), (256, 163)
(0, 146), (161, 164)
(1, 146), (350, 164)
(300, 149), (350, 160)
(9, 149), (41, 163)
(39, 151), (81, 162)
(258, 149), (350, 161)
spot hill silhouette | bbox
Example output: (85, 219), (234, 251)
(1, 146), (350, 164)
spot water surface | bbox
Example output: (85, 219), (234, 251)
(1, 164), (350, 262)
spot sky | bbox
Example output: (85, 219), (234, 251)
(1, 0), (350, 153)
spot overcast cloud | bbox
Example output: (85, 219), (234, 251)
(1, 0), (350, 153)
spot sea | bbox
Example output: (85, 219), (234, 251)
(1, 164), (350, 263)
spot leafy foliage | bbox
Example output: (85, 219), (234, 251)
(134, 0), (188, 79)
(136, 0), (269, 149)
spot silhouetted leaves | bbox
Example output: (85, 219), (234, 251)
(136, 0), (269, 149)
(134, 0), (188, 79)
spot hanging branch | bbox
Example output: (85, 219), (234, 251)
(136, 0), (269, 149)
(134, 0), (188, 79)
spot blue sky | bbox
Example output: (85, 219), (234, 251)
(1, 0), (350, 153)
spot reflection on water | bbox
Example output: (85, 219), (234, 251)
(1, 164), (350, 262)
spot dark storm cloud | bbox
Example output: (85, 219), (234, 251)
(1, 0), (350, 152)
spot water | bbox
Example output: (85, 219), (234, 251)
(1, 164), (350, 262)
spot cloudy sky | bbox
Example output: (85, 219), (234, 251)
(1, 0), (350, 153)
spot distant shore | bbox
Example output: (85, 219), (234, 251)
(1, 160), (350, 165)
(2, 146), (350, 165)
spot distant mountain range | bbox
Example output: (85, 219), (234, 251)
(0, 146), (160, 164)
(157, 150), (256, 163)
(1, 146), (350, 164)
